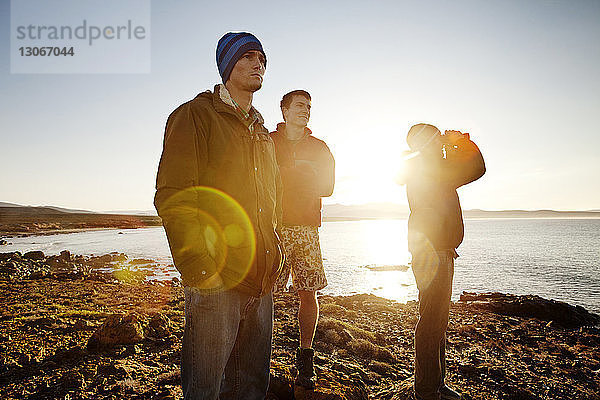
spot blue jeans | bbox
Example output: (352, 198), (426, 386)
(181, 286), (274, 400)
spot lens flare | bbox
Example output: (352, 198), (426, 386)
(409, 232), (439, 292)
(160, 186), (256, 290)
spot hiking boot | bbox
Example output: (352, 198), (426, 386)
(294, 347), (316, 390)
(408, 389), (428, 400)
(440, 385), (461, 400)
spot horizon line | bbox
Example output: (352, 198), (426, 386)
(1, 201), (599, 215)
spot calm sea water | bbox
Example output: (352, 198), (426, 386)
(2, 219), (599, 313)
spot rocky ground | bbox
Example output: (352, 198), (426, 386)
(1, 250), (599, 400)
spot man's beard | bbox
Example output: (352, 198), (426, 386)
(244, 81), (262, 92)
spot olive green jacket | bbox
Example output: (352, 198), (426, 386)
(154, 85), (283, 296)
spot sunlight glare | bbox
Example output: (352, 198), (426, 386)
(360, 220), (417, 303)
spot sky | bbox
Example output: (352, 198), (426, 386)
(1, 0), (599, 212)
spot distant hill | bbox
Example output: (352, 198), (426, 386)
(2, 201), (599, 235)
(462, 209), (600, 219)
(0, 203), (157, 216)
(322, 203), (600, 221)
(45, 206), (98, 214)
(0, 202), (21, 207)
(0, 203), (95, 214)
(323, 203), (409, 221)
(101, 210), (158, 216)
(0, 206), (70, 216)
(0, 205), (161, 236)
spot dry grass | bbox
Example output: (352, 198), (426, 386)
(348, 338), (396, 362)
(320, 303), (358, 319)
(318, 317), (378, 343)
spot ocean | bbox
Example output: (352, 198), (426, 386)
(2, 218), (599, 313)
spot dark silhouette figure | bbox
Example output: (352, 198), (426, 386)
(404, 123), (485, 400)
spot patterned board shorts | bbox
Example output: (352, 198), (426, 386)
(274, 225), (327, 292)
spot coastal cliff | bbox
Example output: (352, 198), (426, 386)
(1, 251), (599, 400)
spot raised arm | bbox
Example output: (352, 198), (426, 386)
(438, 132), (485, 188)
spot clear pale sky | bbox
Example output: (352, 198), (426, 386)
(1, 0), (599, 212)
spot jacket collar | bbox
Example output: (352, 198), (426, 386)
(275, 122), (312, 139)
(209, 84), (265, 128)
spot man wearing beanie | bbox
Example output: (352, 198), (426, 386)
(403, 124), (485, 400)
(154, 32), (283, 399)
(271, 90), (335, 391)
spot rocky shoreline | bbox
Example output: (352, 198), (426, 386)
(1, 251), (599, 400)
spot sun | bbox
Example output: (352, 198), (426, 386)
(328, 145), (409, 205)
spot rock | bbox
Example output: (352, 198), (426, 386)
(88, 252), (128, 267)
(389, 377), (414, 400)
(73, 319), (91, 331)
(17, 352), (33, 366)
(0, 239), (9, 245)
(59, 250), (72, 262)
(146, 313), (172, 339)
(368, 360), (397, 377)
(156, 370), (180, 386)
(0, 261), (18, 273)
(505, 385), (540, 400)
(28, 270), (49, 279)
(23, 316), (56, 327)
(87, 314), (145, 350)
(0, 251), (21, 261)
(50, 346), (86, 363)
(129, 258), (155, 265)
(267, 360), (294, 399)
(292, 378), (368, 400)
(47, 252), (78, 273)
(59, 370), (86, 390)
(96, 361), (133, 380)
(459, 292), (600, 328)
(24, 250), (45, 260)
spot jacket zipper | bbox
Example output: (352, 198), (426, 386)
(249, 127), (270, 296)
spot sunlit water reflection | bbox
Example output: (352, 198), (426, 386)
(2, 219), (599, 312)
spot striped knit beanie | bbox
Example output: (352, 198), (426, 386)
(216, 32), (266, 84)
(406, 123), (441, 151)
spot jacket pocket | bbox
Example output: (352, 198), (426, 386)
(162, 217), (218, 286)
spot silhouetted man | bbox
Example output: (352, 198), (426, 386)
(271, 90), (335, 390)
(154, 32), (283, 399)
(404, 124), (485, 400)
